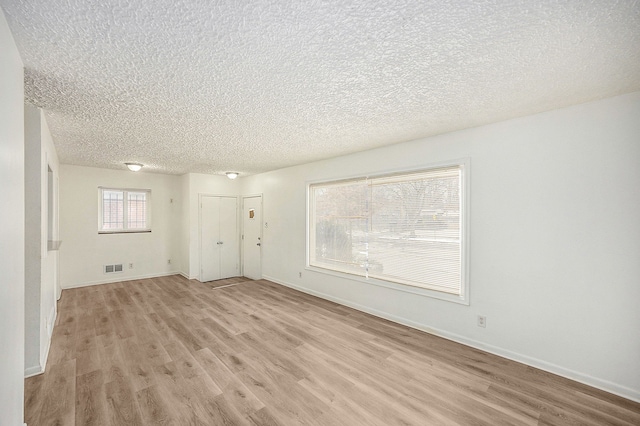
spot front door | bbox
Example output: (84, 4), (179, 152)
(242, 195), (262, 280)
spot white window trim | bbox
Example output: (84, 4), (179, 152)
(306, 158), (470, 305)
(98, 187), (152, 234)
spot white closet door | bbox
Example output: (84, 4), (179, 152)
(200, 196), (239, 282)
(200, 196), (221, 282)
(219, 196), (239, 279)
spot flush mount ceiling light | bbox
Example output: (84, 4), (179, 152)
(226, 172), (239, 180)
(125, 162), (143, 172)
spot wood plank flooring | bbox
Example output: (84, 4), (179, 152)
(25, 275), (640, 425)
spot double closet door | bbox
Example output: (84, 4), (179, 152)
(200, 196), (239, 282)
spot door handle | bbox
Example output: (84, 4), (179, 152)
(256, 243), (261, 246)
(217, 241), (223, 245)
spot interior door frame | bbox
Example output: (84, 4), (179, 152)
(198, 193), (239, 282)
(242, 194), (263, 279)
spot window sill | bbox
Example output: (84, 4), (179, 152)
(305, 265), (469, 305)
(98, 230), (152, 234)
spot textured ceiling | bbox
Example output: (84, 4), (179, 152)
(2, 0), (639, 176)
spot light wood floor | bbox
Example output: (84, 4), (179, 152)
(25, 275), (640, 425)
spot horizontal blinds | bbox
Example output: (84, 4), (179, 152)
(370, 167), (460, 185)
(311, 179), (368, 276)
(102, 190), (124, 230)
(310, 166), (462, 295)
(127, 192), (148, 229)
(100, 188), (151, 232)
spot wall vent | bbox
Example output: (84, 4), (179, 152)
(104, 264), (123, 274)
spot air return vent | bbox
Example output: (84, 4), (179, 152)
(104, 264), (124, 274)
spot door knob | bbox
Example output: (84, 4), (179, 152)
(256, 243), (261, 246)
(217, 241), (223, 245)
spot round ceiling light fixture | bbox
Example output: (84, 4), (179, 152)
(125, 162), (143, 172)
(226, 172), (239, 180)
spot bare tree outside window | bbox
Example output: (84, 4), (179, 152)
(310, 166), (464, 295)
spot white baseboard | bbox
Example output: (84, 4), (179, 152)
(179, 271), (196, 280)
(24, 365), (44, 378)
(263, 274), (640, 404)
(62, 271), (181, 289)
(25, 304), (57, 379)
(40, 306), (56, 370)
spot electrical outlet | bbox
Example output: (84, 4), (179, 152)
(477, 315), (487, 328)
(129, 263), (133, 269)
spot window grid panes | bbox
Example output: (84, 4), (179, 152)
(100, 188), (150, 233)
(127, 192), (147, 229)
(102, 190), (124, 229)
(310, 166), (464, 295)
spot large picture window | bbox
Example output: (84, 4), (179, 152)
(99, 187), (151, 233)
(309, 162), (467, 300)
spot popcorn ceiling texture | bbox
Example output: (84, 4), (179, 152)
(2, 0), (640, 175)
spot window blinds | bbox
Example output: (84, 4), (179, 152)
(100, 188), (151, 232)
(310, 166), (463, 295)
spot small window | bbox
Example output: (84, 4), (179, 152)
(308, 161), (468, 302)
(99, 188), (151, 233)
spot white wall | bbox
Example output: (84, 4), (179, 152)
(57, 168), (240, 286)
(24, 105), (60, 376)
(59, 166), (181, 288)
(183, 173), (240, 279)
(179, 173), (190, 276)
(40, 111), (60, 365)
(0, 7), (26, 426)
(24, 104), (42, 375)
(241, 91), (640, 402)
